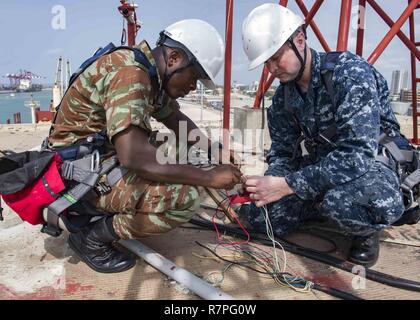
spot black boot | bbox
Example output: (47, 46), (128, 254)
(392, 206), (420, 226)
(348, 233), (380, 268)
(68, 215), (136, 273)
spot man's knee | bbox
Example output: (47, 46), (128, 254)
(113, 184), (199, 239)
(175, 185), (200, 212)
(320, 169), (404, 236)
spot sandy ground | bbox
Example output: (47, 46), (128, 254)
(0, 123), (51, 152)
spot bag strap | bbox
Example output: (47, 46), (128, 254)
(320, 51), (343, 110)
(41, 154), (126, 237)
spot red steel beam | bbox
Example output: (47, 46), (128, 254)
(223, 0), (234, 148)
(127, 22), (136, 46)
(368, 0), (419, 65)
(337, 0), (353, 51)
(356, 0), (366, 56)
(253, 67), (269, 108)
(264, 74), (276, 92)
(409, 0), (419, 144)
(118, 0), (139, 46)
(295, 0), (331, 52)
(255, 74), (277, 110)
(304, 0), (324, 23)
(366, 0), (420, 61)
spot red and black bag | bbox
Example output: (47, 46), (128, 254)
(0, 151), (65, 225)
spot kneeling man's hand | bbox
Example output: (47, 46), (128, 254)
(245, 176), (294, 207)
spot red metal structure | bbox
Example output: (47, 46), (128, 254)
(223, 0), (234, 149)
(118, 0), (141, 47)
(246, 0), (420, 143)
(36, 111), (54, 123)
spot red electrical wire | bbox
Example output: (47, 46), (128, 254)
(210, 191), (251, 246)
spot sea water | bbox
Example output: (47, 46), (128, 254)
(0, 90), (53, 124)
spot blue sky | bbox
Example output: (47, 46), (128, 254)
(0, 0), (418, 87)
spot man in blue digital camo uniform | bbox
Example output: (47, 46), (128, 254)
(239, 4), (409, 267)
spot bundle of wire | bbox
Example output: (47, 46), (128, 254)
(204, 190), (314, 293)
(196, 240), (314, 293)
(211, 194), (250, 246)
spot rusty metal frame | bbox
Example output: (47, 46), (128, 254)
(118, 0), (141, 47)
(223, 0), (234, 148)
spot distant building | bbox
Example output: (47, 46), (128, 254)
(249, 81), (259, 92)
(390, 70), (409, 98)
(400, 89), (420, 104)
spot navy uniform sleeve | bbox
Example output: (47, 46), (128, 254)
(285, 59), (380, 200)
(265, 88), (302, 177)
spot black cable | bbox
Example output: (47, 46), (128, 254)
(190, 217), (420, 293)
(312, 284), (361, 300)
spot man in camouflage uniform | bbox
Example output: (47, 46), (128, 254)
(240, 4), (407, 267)
(49, 20), (242, 273)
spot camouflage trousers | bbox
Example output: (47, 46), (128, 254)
(246, 162), (405, 237)
(90, 170), (200, 239)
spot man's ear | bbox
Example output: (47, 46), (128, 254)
(294, 31), (306, 51)
(167, 48), (183, 68)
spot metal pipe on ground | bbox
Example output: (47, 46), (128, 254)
(119, 239), (235, 300)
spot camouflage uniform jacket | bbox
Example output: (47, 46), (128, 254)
(48, 40), (178, 148)
(266, 49), (404, 201)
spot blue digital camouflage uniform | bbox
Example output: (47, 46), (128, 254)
(246, 49), (406, 237)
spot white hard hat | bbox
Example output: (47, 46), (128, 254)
(160, 19), (225, 89)
(242, 4), (304, 70)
